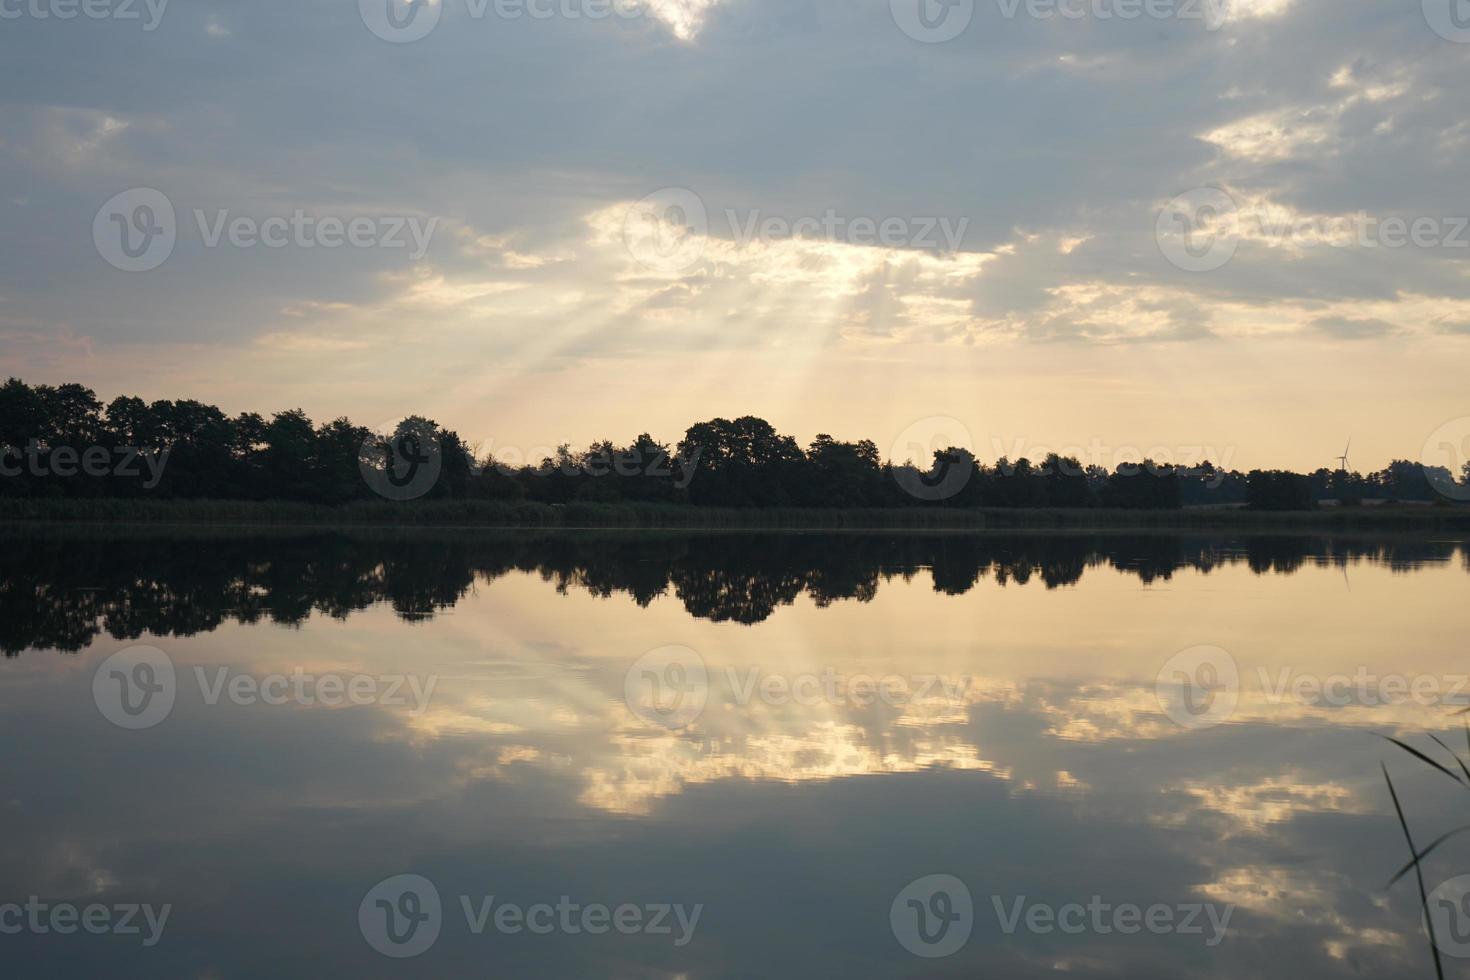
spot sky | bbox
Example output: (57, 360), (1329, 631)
(1, 0), (1468, 473)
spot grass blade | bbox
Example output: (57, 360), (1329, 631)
(1379, 735), (1468, 788)
(1384, 763), (1446, 980)
(1426, 732), (1470, 785)
(1386, 824), (1470, 888)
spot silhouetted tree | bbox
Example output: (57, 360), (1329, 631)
(1, 378), (1465, 512)
(1246, 470), (1315, 511)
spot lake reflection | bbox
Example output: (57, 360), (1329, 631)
(1, 528), (1468, 978)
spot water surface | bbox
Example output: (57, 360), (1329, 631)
(2, 529), (1467, 978)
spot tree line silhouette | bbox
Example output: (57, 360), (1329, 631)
(2, 378), (1466, 510)
(2, 529), (1464, 654)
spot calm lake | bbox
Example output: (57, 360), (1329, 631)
(2, 528), (1468, 978)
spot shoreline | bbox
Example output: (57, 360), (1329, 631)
(3, 499), (1468, 533)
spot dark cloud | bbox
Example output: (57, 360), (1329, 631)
(1312, 315), (1399, 340)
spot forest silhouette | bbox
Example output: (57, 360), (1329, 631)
(2, 528), (1465, 654)
(2, 378), (1467, 511)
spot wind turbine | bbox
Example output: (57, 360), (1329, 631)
(1336, 438), (1352, 473)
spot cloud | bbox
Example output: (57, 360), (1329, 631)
(0, 0), (1467, 461)
(1311, 316), (1399, 340)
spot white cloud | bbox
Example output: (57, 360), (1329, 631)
(641, 0), (728, 40)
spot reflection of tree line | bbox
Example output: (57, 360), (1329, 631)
(1, 530), (1464, 654)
